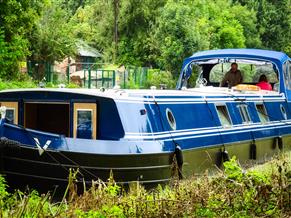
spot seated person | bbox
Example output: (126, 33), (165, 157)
(256, 74), (272, 91)
(220, 63), (243, 88)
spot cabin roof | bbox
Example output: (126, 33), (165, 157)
(188, 49), (289, 63)
(0, 88), (283, 102)
(182, 49), (289, 70)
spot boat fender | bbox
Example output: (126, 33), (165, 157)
(222, 149), (230, 162)
(250, 141), (257, 160)
(174, 145), (183, 179)
(277, 136), (283, 150)
(175, 145), (183, 167)
(272, 137), (277, 150)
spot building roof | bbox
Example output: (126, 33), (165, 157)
(77, 41), (102, 58)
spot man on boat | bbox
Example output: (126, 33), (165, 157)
(220, 63), (243, 88)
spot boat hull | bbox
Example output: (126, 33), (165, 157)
(0, 139), (173, 193)
(1, 135), (290, 193)
(182, 135), (291, 177)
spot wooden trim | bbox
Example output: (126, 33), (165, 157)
(73, 103), (97, 139)
(0, 101), (18, 124)
(23, 101), (70, 105)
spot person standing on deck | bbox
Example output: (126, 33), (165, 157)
(220, 63), (243, 88)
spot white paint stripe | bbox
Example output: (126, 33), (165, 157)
(116, 98), (285, 104)
(162, 125), (291, 142)
(125, 120), (290, 136)
(124, 122), (291, 140)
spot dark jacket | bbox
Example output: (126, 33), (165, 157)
(220, 70), (243, 87)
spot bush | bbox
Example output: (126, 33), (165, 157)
(0, 153), (290, 217)
(145, 69), (176, 89)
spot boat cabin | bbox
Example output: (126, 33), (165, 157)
(177, 49), (291, 97)
(0, 90), (121, 141)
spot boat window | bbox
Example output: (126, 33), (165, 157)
(256, 103), (269, 123)
(6, 108), (15, 123)
(280, 104), (287, 120)
(74, 103), (97, 139)
(216, 105), (232, 127)
(209, 61), (277, 84)
(238, 104), (252, 123)
(166, 108), (176, 130)
(0, 102), (18, 124)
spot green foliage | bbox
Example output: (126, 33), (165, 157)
(69, 0), (115, 61)
(0, 79), (37, 90)
(67, 0), (259, 76)
(0, 30), (29, 80)
(0, 175), (9, 210)
(1, 0), (289, 81)
(0, 0), (46, 80)
(0, 153), (290, 217)
(237, 0), (291, 56)
(29, 0), (76, 70)
(223, 156), (244, 181)
(145, 70), (176, 89)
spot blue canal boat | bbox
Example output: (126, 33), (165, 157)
(0, 49), (290, 191)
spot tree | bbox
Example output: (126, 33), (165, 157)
(150, 0), (255, 75)
(234, 0), (291, 55)
(258, 0), (291, 55)
(28, 1), (76, 79)
(117, 0), (167, 66)
(70, 0), (114, 61)
(0, 0), (45, 79)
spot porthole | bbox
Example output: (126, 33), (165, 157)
(166, 108), (176, 130)
(280, 104), (287, 120)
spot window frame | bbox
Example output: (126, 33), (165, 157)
(73, 103), (97, 139)
(0, 101), (18, 124)
(255, 103), (269, 124)
(237, 104), (252, 124)
(215, 104), (232, 127)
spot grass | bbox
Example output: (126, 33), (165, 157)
(0, 152), (290, 217)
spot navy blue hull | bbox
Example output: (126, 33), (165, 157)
(0, 138), (173, 193)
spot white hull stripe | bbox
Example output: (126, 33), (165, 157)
(125, 120), (290, 136)
(116, 96), (285, 104)
(124, 121), (291, 140)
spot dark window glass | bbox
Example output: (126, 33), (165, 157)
(77, 110), (93, 139)
(6, 109), (15, 123)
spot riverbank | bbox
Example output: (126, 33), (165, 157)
(0, 152), (290, 217)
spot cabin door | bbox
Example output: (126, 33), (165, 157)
(24, 102), (70, 136)
(73, 103), (97, 139)
(0, 101), (18, 124)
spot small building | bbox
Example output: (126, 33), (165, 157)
(54, 41), (102, 76)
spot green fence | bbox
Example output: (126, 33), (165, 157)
(82, 69), (116, 89)
(27, 61), (168, 89)
(67, 63), (150, 89)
